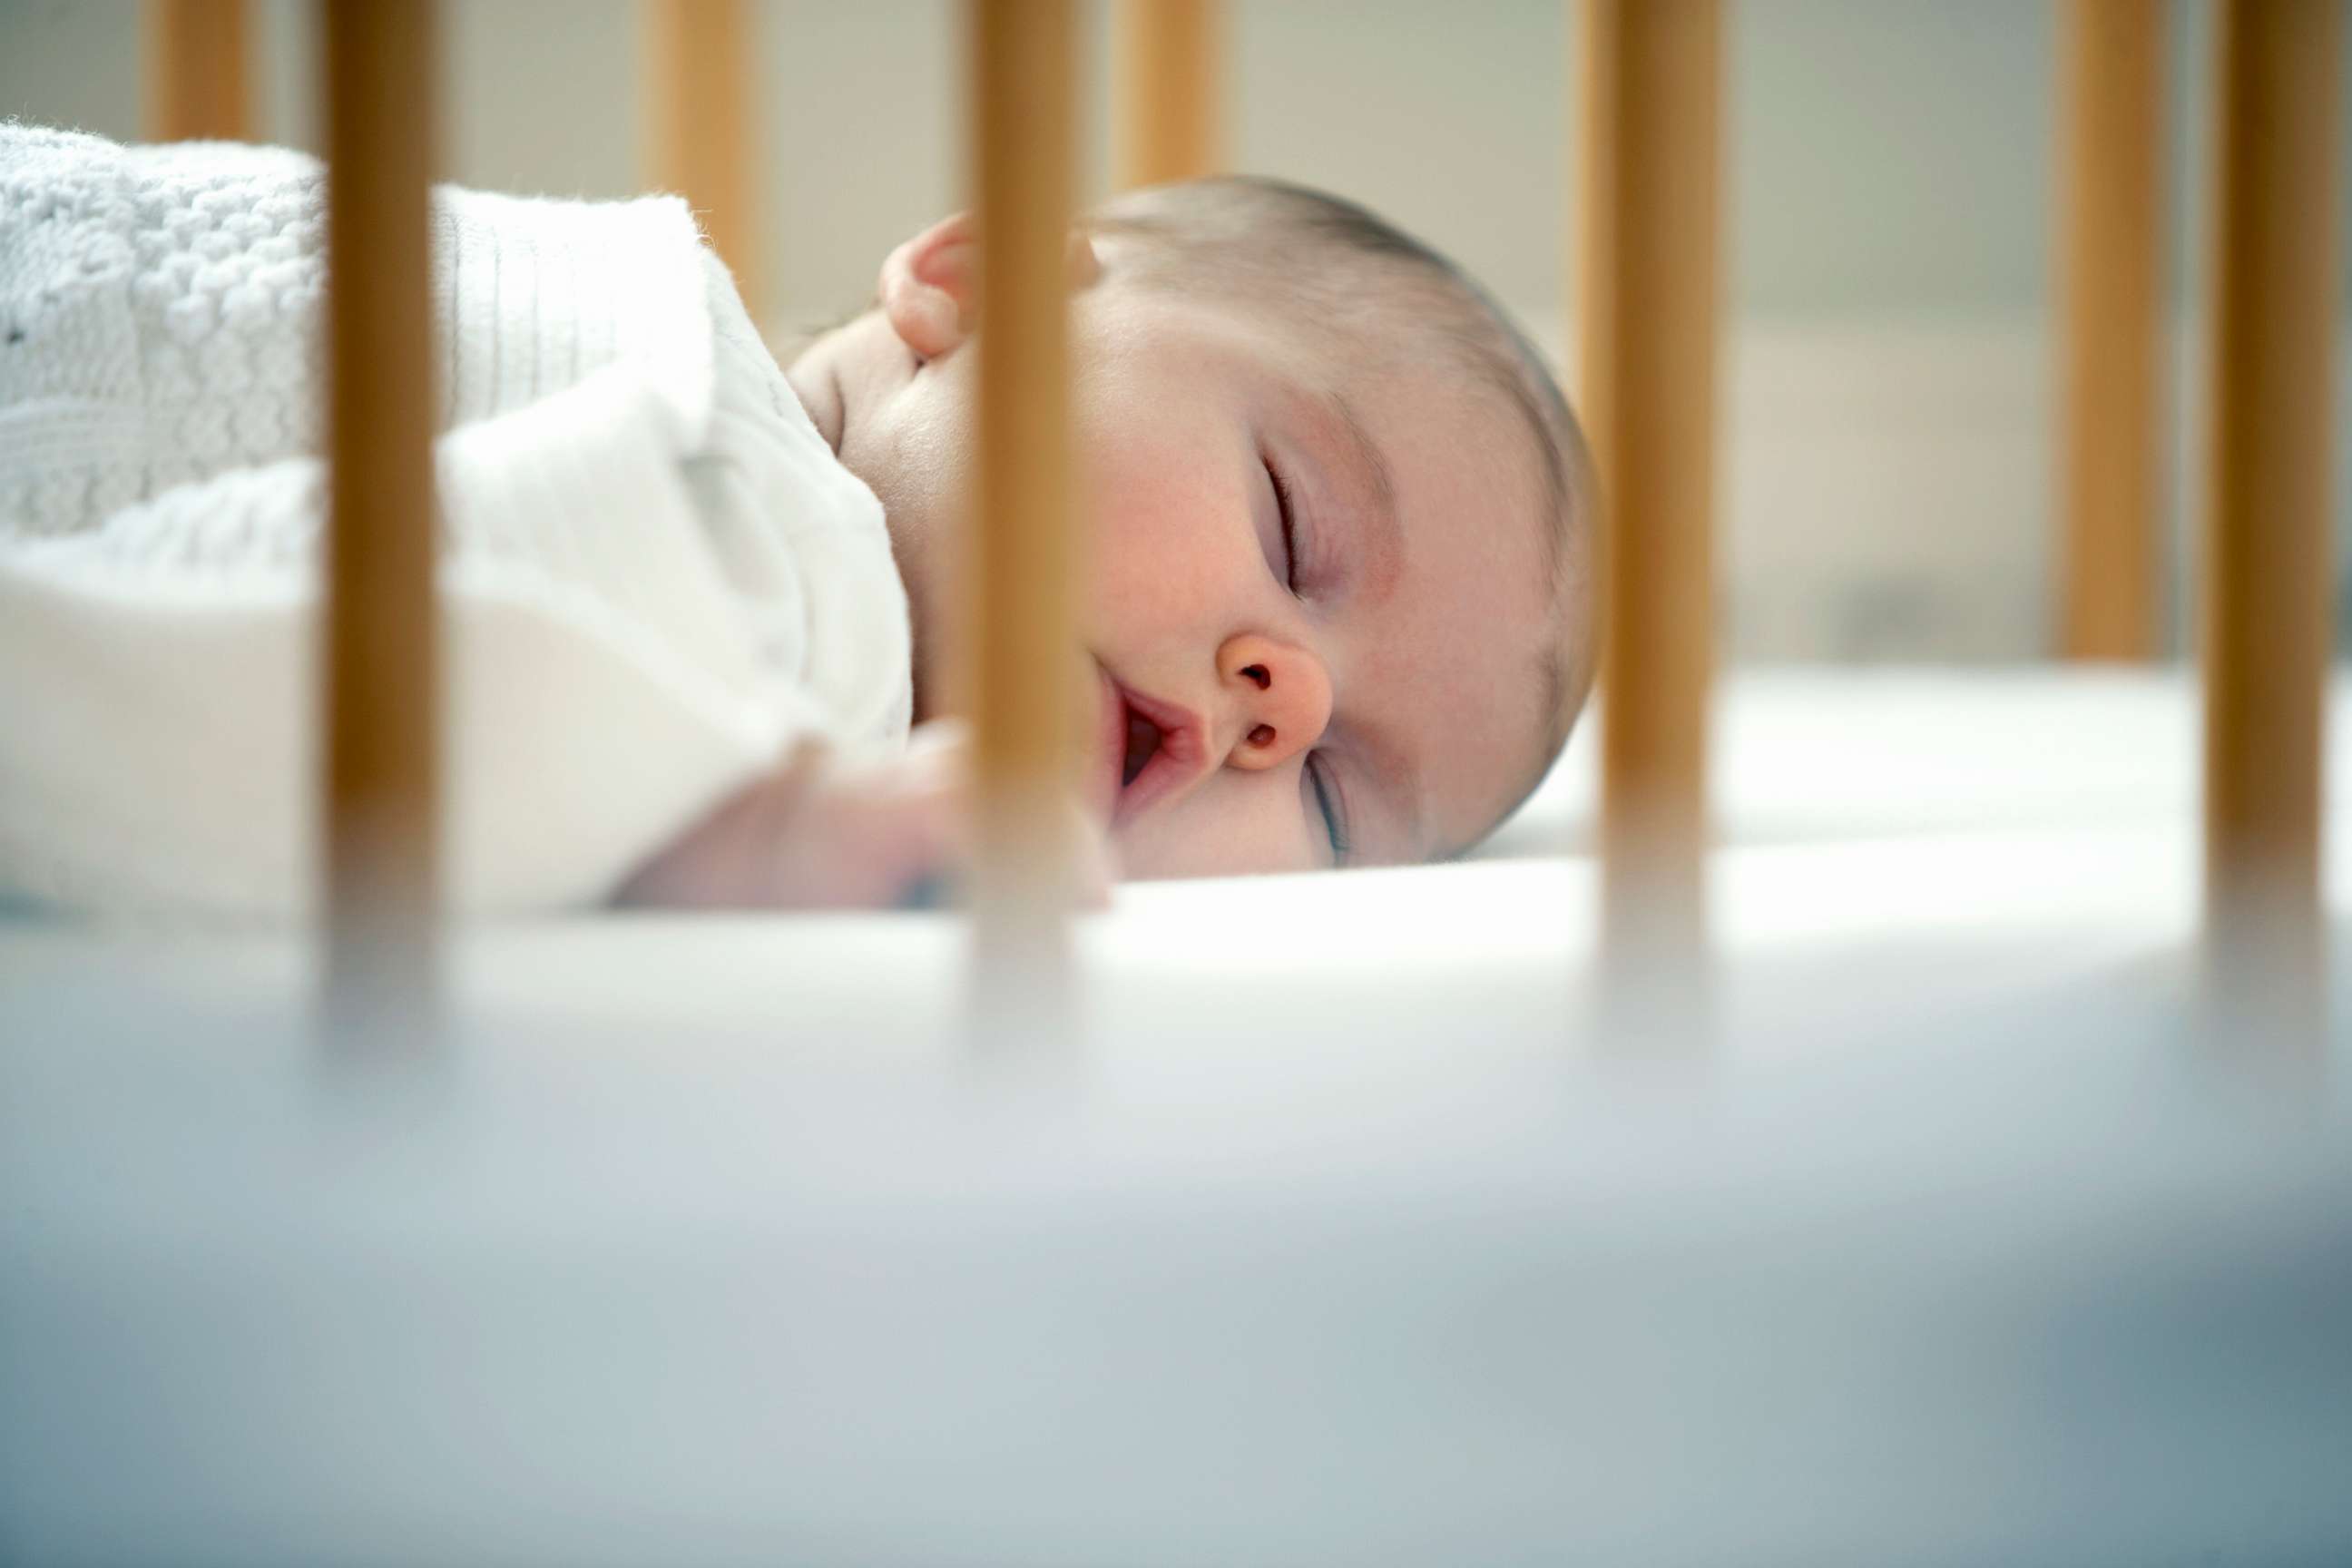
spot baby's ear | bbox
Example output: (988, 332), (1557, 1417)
(880, 212), (1104, 362)
(880, 213), (977, 361)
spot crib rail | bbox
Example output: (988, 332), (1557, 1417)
(175, 0), (2328, 1051)
(643, 0), (765, 323)
(1117, 0), (1221, 190)
(1578, 0), (1724, 1002)
(2201, 0), (2344, 1053)
(320, 0), (440, 1040)
(2055, 0), (2168, 662)
(967, 0), (1083, 1044)
(145, 0), (250, 144)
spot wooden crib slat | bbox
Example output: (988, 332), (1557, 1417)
(969, 0), (1081, 1043)
(146, 0), (252, 143)
(1578, 0), (1723, 1000)
(2056, 0), (2168, 662)
(2201, 0), (2343, 1052)
(643, 0), (765, 322)
(1117, 0), (1221, 189)
(322, 0), (440, 1038)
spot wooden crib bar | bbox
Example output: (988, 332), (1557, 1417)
(643, 0), (765, 322)
(146, 0), (252, 143)
(968, 0), (1082, 1042)
(321, 0), (441, 1036)
(2201, 0), (2343, 1051)
(1117, 0), (1222, 189)
(2055, 0), (2168, 662)
(1578, 0), (1724, 993)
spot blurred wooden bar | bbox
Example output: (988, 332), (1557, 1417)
(1577, 0), (1723, 998)
(2055, 0), (2168, 662)
(968, 0), (1080, 1044)
(643, 0), (765, 321)
(145, 0), (251, 143)
(322, 0), (440, 1040)
(1117, 0), (1221, 188)
(2200, 0), (2343, 1054)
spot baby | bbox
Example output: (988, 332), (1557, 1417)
(0, 123), (1592, 914)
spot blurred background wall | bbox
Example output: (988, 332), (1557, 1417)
(5, 0), (2347, 662)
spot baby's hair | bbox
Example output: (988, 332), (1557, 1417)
(1085, 177), (1598, 855)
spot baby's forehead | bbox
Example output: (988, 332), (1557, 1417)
(1373, 319), (1590, 850)
(1271, 280), (1569, 521)
(1354, 335), (1566, 572)
(1117, 234), (1483, 358)
(1339, 349), (1577, 859)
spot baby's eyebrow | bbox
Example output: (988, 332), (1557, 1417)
(1322, 389), (1403, 601)
(1328, 391), (1396, 515)
(1315, 390), (1429, 858)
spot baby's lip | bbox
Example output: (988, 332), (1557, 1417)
(1092, 665), (1205, 829)
(1090, 663), (1127, 824)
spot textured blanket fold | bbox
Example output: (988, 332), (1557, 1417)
(0, 123), (911, 915)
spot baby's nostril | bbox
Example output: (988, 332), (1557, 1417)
(1248, 723), (1275, 748)
(1241, 663), (1270, 691)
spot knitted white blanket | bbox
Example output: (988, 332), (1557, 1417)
(0, 124), (911, 916)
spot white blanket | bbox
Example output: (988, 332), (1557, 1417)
(0, 125), (911, 916)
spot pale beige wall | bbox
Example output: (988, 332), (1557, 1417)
(25, 2), (2352, 325)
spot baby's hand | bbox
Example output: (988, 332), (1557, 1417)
(612, 721), (1114, 911)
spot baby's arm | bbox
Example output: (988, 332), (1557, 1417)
(612, 720), (1114, 911)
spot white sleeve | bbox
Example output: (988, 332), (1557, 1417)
(0, 368), (814, 918)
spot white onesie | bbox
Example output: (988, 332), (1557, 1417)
(0, 123), (912, 916)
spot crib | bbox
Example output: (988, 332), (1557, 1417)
(4, 4), (2348, 1564)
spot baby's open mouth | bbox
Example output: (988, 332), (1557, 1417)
(1093, 666), (1204, 828)
(1122, 709), (1162, 789)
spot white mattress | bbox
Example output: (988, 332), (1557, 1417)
(5, 669), (2349, 1567)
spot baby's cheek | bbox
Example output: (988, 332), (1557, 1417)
(1087, 522), (1222, 642)
(1080, 431), (1250, 621)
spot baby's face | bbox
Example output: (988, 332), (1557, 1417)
(853, 266), (1565, 876)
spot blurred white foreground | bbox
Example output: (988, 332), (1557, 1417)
(4, 671), (2348, 1566)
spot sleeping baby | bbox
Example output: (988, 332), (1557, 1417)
(0, 122), (1592, 914)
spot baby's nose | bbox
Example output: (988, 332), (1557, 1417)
(1216, 633), (1332, 771)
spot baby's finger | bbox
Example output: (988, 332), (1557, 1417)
(1067, 799), (1120, 910)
